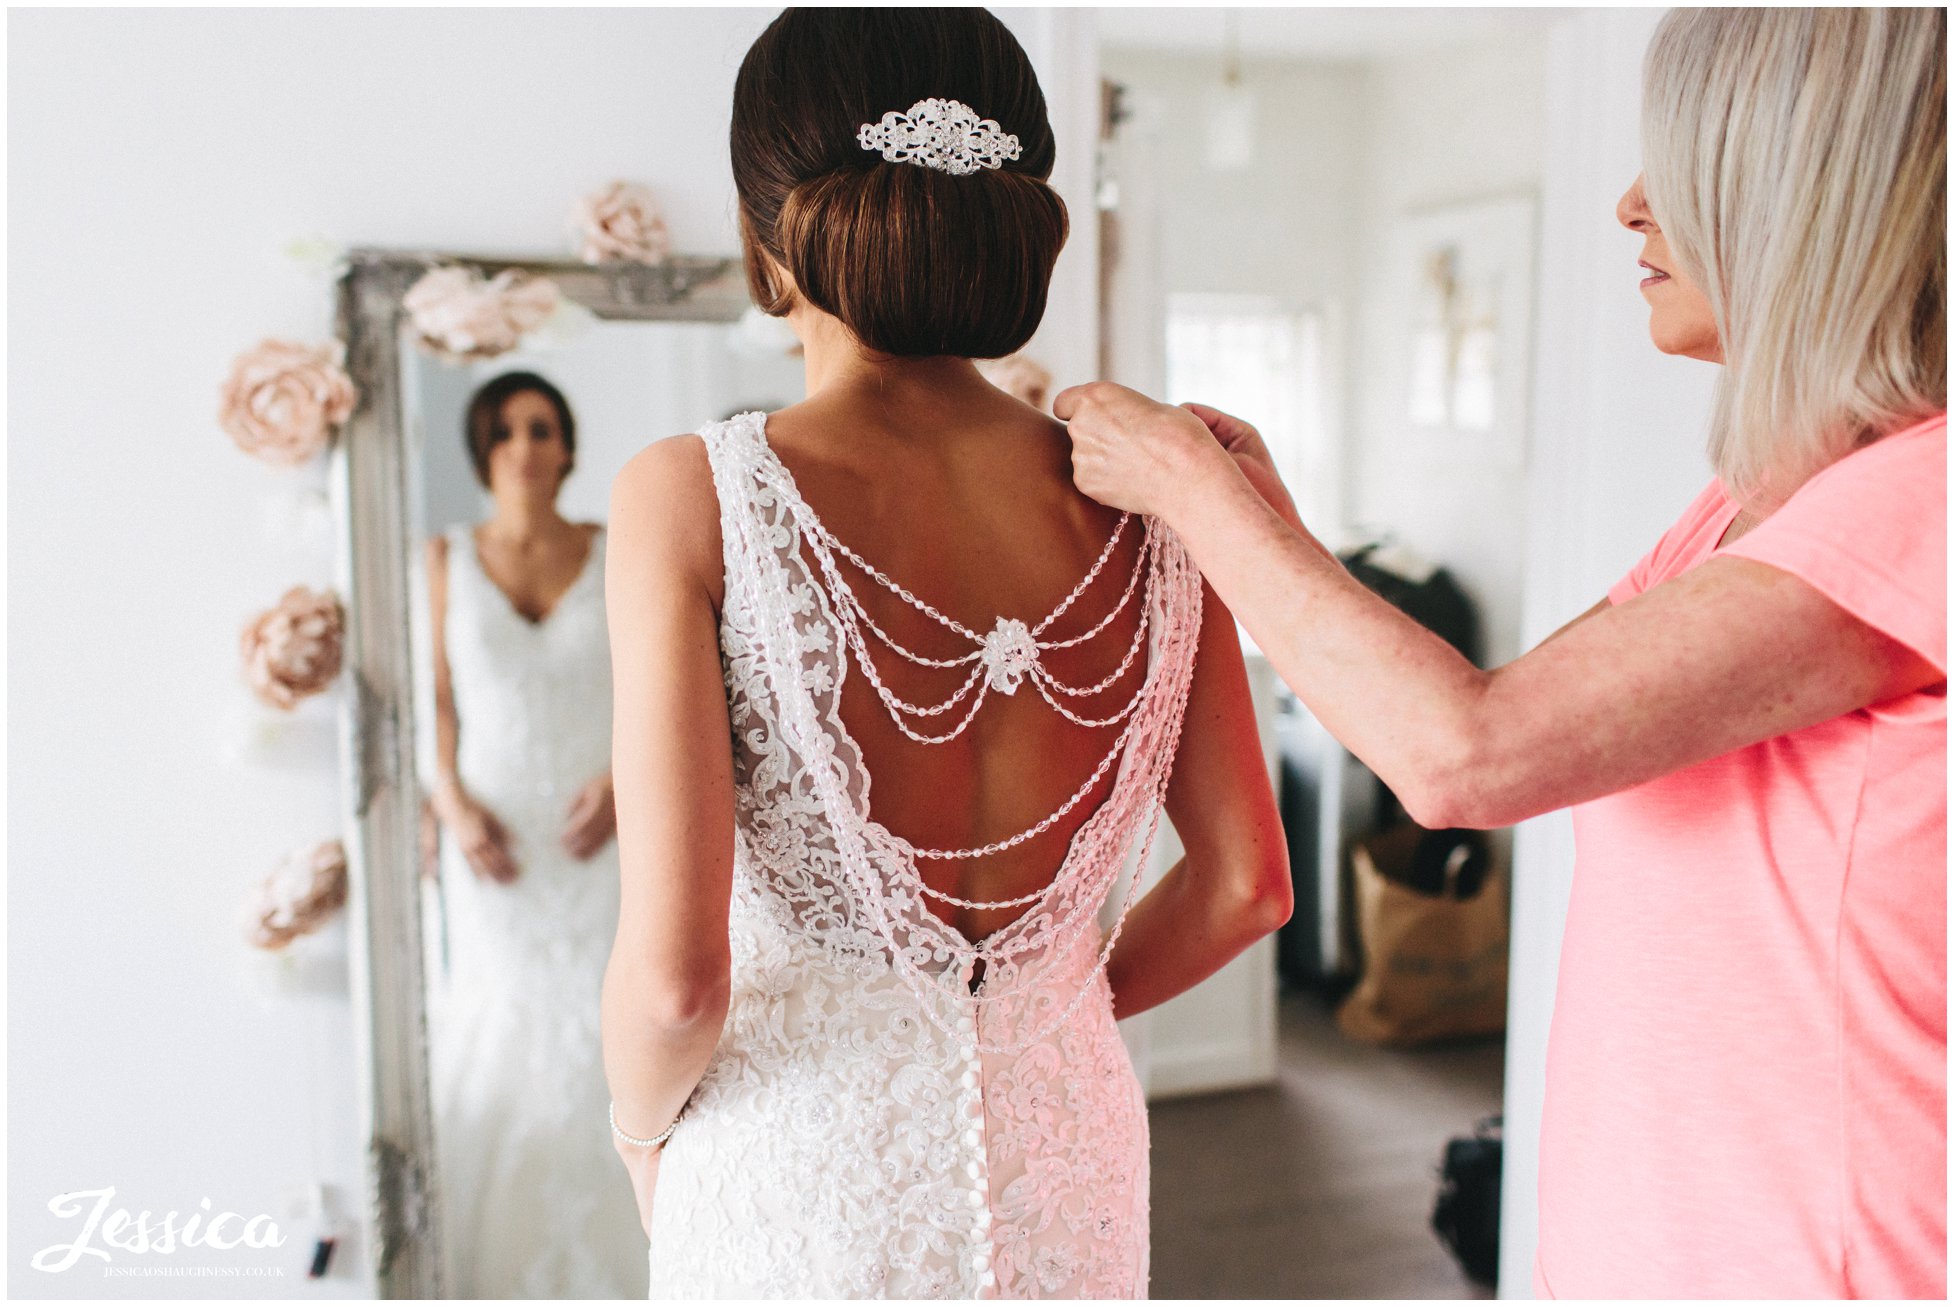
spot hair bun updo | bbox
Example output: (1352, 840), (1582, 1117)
(731, 8), (1070, 360)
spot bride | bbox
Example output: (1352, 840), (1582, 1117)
(601, 8), (1291, 1298)
(424, 371), (644, 1297)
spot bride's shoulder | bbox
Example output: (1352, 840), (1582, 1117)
(608, 435), (723, 604)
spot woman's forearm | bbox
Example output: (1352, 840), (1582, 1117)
(1106, 854), (1290, 1020)
(1059, 385), (1933, 831)
(1161, 458), (1495, 828)
(600, 955), (728, 1150)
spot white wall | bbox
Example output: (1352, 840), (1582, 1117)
(1099, 50), (1367, 309)
(7, 7), (1098, 1296)
(1498, 9), (1721, 1294)
(1099, 48), (1366, 532)
(1347, 30), (1551, 669)
(1104, 31), (1552, 666)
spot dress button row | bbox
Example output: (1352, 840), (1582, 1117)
(966, 1188), (986, 1210)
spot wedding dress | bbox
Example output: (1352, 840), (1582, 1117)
(426, 522), (647, 1299)
(643, 411), (1204, 1299)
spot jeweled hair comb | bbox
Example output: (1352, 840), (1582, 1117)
(857, 97), (1022, 176)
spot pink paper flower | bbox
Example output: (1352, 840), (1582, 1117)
(403, 265), (561, 362)
(240, 585), (345, 709)
(569, 180), (671, 266)
(244, 839), (349, 950)
(218, 339), (356, 468)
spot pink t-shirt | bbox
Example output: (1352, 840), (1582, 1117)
(1534, 414), (1947, 1298)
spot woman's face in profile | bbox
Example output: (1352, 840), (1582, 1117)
(1617, 173), (1722, 363)
(487, 389), (571, 494)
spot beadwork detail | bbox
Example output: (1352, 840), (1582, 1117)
(795, 472), (1152, 761)
(980, 618), (1038, 693)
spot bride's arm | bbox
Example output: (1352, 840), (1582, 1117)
(600, 436), (734, 1224)
(1104, 581), (1292, 1021)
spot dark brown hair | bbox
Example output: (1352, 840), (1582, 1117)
(731, 7), (1069, 359)
(462, 371), (576, 489)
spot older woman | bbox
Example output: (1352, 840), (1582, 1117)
(1057, 8), (1944, 1299)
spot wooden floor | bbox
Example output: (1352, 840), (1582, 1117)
(1147, 991), (1505, 1299)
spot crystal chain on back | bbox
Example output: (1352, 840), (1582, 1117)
(803, 510), (1133, 643)
(795, 502), (1159, 756)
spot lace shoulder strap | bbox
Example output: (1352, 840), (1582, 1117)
(696, 412), (769, 637)
(697, 409), (875, 810)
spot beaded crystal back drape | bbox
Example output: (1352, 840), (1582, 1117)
(642, 410), (1204, 1299)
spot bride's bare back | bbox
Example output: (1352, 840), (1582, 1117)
(763, 376), (1146, 943)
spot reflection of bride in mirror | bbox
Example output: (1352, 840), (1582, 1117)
(423, 371), (644, 1298)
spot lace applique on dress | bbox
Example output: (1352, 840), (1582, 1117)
(642, 412), (1205, 1299)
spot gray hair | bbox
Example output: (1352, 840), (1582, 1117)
(1643, 7), (1945, 504)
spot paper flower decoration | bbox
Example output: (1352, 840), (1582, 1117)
(569, 180), (671, 266)
(244, 839), (349, 950)
(403, 266), (561, 362)
(241, 585), (345, 709)
(218, 339), (356, 468)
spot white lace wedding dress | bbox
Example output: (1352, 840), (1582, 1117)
(642, 412), (1204, 1299)
(426, 522), (647, 1299)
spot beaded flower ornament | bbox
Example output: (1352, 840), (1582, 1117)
(857, 97), (1023, 176)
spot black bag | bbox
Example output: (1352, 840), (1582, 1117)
(1339, 541), (1482, 666)
(1431, 1113), (1502, 1287)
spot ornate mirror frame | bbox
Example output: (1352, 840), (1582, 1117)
(329, 249), (748, 1296)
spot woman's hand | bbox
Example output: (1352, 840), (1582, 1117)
(1181, 402), (1304, 531)
(614, 1137), (663, 1239)
(562, 771), (618, 860)
(433, 783), (520, 884)
(1053, 381), (1241, 520)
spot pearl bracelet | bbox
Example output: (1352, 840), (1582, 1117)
(609, 1099), (683, 1151)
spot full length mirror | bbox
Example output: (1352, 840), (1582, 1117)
(397, 269), (805, 1297)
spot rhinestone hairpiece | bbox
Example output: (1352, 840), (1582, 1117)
(857, 97), (1022, 176)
